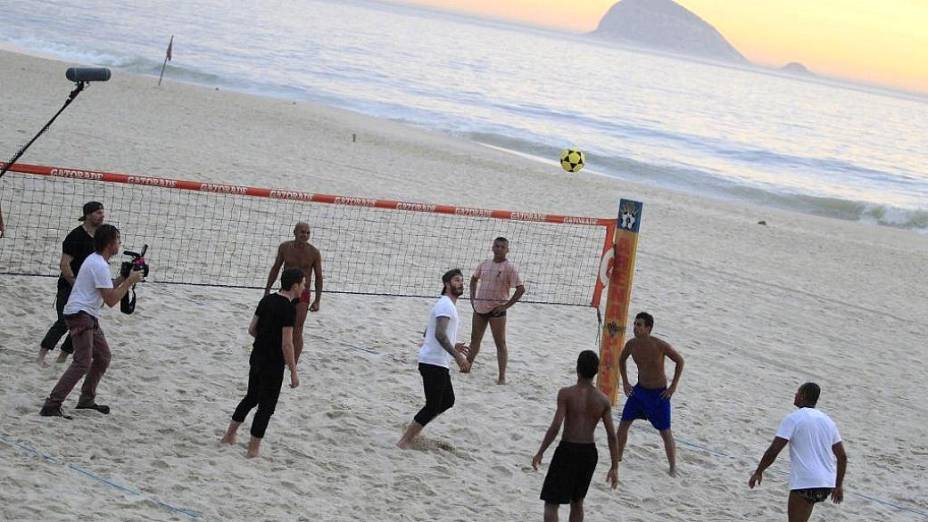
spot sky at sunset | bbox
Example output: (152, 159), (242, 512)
(392, 0), (928, 95)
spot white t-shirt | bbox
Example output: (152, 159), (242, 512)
(775, 407), (842, 490)
(417, 295), (459, 368)
(63, 252), (113, 318)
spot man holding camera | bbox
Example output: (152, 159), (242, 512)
(37, 201), (105, 367)
(40, 224), (144, 418)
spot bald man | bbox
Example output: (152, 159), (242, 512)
(264, 222), (323, 363)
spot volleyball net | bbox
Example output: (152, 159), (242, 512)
(0, 162), (615, 307)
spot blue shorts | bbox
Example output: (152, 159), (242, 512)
(620, 384), (671, 430)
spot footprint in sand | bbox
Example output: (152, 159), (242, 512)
(491, 464), (513, 477)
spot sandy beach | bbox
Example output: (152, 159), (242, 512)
(1, 49), (927, 521)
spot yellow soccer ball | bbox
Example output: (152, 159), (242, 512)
(560, 148), (585, 173)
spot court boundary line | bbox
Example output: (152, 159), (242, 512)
(0, 432), (202, 519)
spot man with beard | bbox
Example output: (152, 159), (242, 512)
(397, 269), (471, 449)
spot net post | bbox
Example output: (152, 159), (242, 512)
(596, 199), (643, 406)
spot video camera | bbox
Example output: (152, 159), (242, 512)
(119, 245), (149, 315)
(120, 244), (150, 279)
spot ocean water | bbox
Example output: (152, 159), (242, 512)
(1, 0), (927, 231)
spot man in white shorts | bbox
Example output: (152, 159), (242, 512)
(749, 383), (847, 521)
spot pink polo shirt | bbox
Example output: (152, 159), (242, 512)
(472, 258), (523, 314)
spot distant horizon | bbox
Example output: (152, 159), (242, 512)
(386, 0), (928, 96)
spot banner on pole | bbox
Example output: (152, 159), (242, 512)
(597, 199), (642, 405)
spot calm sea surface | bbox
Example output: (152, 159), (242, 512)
(2, 0), (927, 231)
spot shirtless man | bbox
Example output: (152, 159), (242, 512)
(533, 350), (619, 522)
(616, 312), (685, 477)
(264, 222), (322, 363)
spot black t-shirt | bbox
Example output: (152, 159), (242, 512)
(58, 226), (96, 290)
(250, 293), (297, 369)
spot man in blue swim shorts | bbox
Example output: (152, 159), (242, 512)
(616, 312), (685, 477)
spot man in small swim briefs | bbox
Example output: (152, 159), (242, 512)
(749, 383), (847, 521)
(467, 237), (525, 384)
(533, 350), (618, 522)
(264, 222), (323, 363)
(616, 312), (685, 477)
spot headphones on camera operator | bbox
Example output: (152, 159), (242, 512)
(119, 244), (150, 314)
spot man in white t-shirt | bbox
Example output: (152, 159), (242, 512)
(40, 224), (144, 419)
(468, 237), (525, 385)
(749, 383), (848, 521)
(397, 268), (471, 449)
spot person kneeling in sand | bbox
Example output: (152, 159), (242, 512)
(221, 268), (303, 458)
(616, 312), (685, 477)
(533, 350), (618, 522)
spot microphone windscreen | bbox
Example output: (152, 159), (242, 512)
(65, 67), (112, 82)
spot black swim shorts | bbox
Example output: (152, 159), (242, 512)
(540, 441), (598, 504)
(474, 309), (506, 319)
(793, 487), (833, 504)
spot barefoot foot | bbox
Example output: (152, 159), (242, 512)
(37, 349), (50, 368)
(246, 436), (261, 458)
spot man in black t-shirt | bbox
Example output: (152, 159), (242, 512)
(38, 202), (105, 367)
(221, 267), (304, 458)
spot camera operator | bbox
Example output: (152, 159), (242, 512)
(40, 224), (144, 418)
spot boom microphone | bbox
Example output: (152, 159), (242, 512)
(65, 67), (111, 82)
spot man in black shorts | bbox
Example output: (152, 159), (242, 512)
(38, 201), (105, 367)
(220, 268), (304, 458)
(533, 351), (619, 521)
(749, 383), (847, 521)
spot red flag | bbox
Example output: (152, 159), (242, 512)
(166, 35), (173, 61)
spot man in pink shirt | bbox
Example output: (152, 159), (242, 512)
(468, 237), (525, 384)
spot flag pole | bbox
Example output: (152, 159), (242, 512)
(158, 35), (173, 86)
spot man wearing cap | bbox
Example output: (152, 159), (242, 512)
(397, 269), (471, 449)
(37, 202), (105, 367)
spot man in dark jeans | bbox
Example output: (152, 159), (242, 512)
(38, 201), (105, 367)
